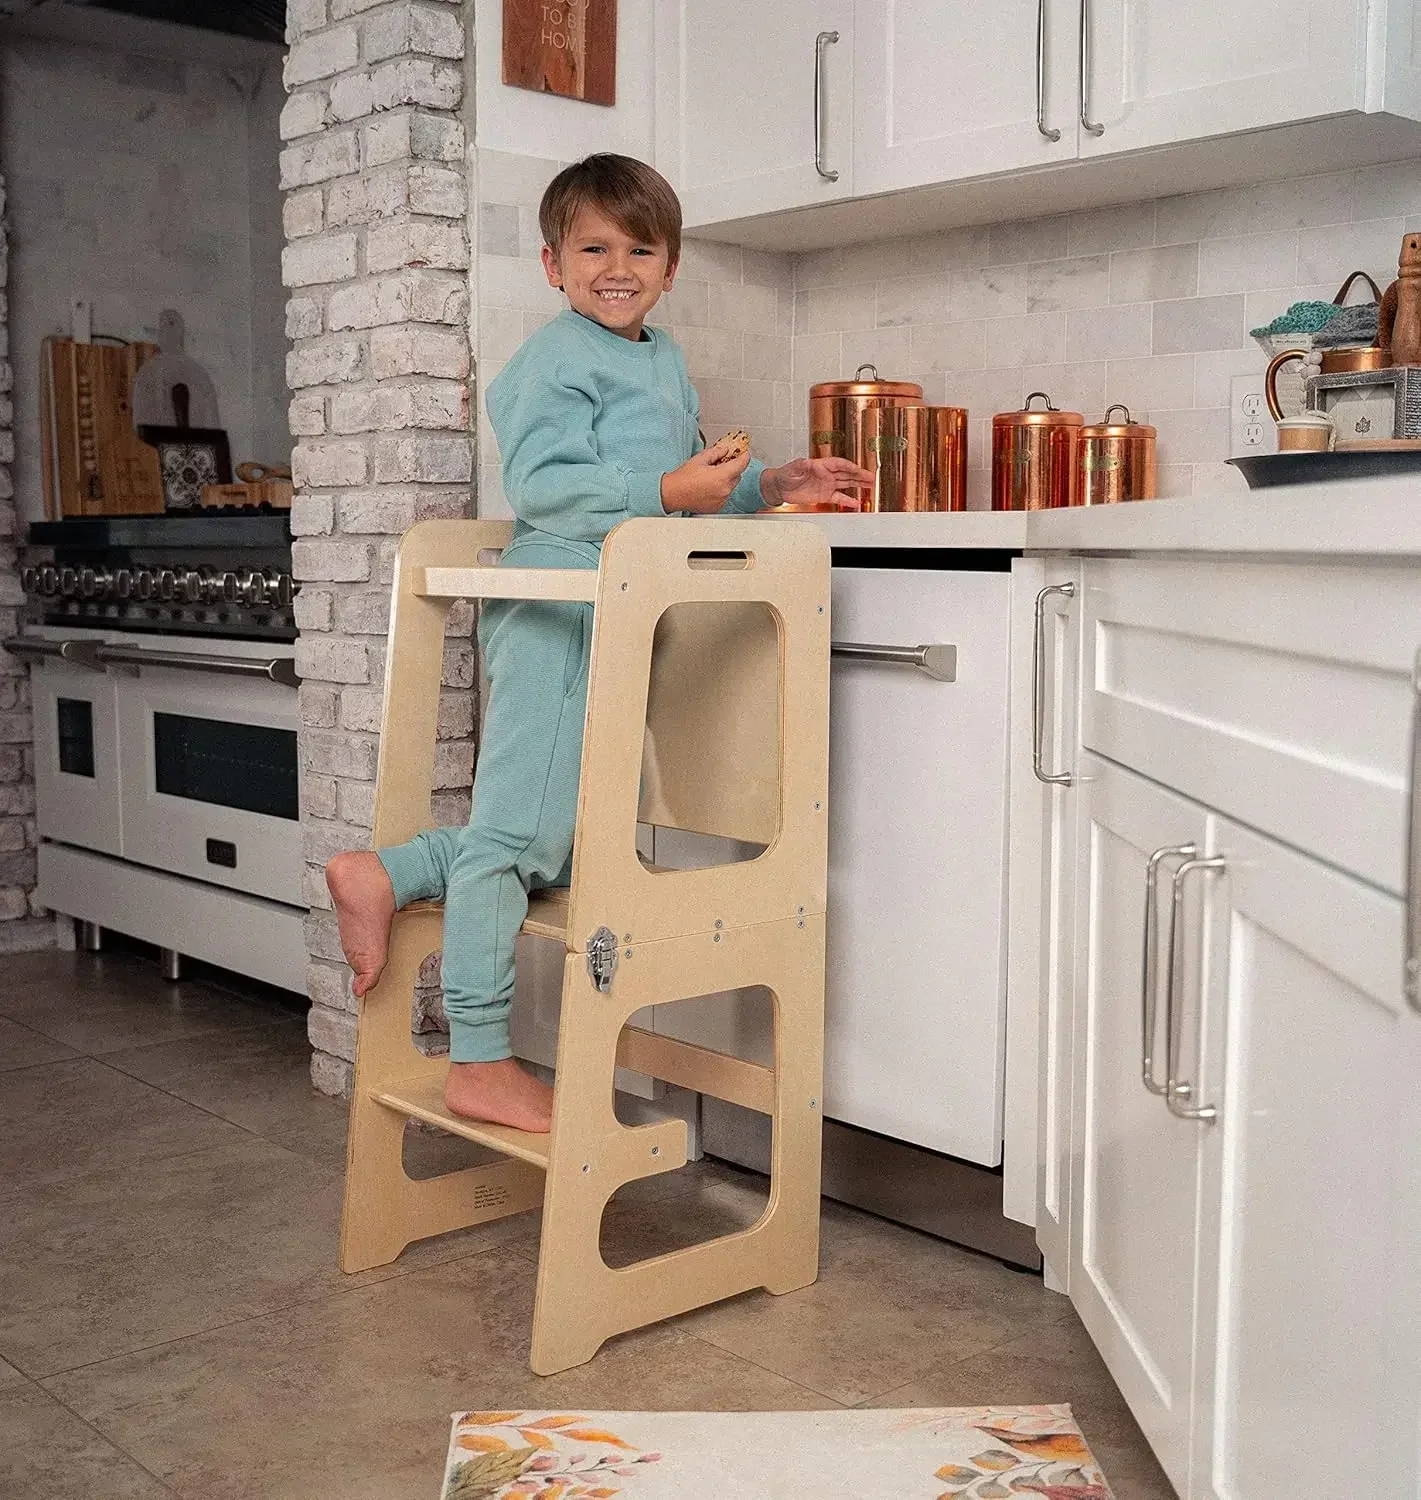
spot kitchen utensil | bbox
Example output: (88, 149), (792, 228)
(1275, 413), (1335, 452)
(991, 392), (1082, 510)
(39, 336), (164, 517)
(809, 364), (923, 465)
(202, 461), (294, 509)
(1265, 345), (1391, 418)
(130, 309), (220, 431)
(1077, 404), (1157, 504)
(1226, 448), (1421, 488)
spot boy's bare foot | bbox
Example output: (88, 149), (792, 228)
(326, 851), (396, 998)
(445, 1058), (554, 1134)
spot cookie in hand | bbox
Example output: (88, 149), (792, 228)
(707, 429), (751, 465)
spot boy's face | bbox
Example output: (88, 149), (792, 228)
(542, 203), (677, 341)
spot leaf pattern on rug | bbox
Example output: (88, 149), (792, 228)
(445, 1413), (661, 1498)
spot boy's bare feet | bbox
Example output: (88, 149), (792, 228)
(326, 851), (396, 998)
(445, 1058), (554, 1134)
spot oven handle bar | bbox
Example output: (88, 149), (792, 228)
(3, 636), (104, 670)
(94, 644), (300, 688)
(831, 641), (957, 682)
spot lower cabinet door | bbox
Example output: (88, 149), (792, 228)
(1192, 818), (1415, 1500)
(31, 653), (123, 857)
(1069, 754), (1212, 1494)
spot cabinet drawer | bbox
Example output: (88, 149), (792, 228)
(1080, 558), (1421, 895)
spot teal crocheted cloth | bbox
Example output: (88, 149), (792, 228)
(1249, 300), (1340, 338)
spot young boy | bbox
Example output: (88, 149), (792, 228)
(326, 154), (869, 1134)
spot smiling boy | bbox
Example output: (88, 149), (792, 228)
(327, 155), (869, 1134)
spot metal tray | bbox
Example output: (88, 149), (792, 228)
(1228, 450), (1421, 488)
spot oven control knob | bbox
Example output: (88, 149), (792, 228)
(177, 569), (204, 604)
(59, 567), (78, 597)
(220, 571), (241, 604)
(39, 566), (59, 596)
(114, 568), (133, 600)
(241, 571), (267, 607)
(79, 567), (112, 598)
(20, 566), (38, 594)
(156, 569), (177, 602)
(196, 568), (223, 604)
(133, 569), (155, 601)
(264, 570), (294, 607)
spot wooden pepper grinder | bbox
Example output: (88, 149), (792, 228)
(1379, 232), (1421, 365)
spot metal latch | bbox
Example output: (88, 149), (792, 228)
(585, 926), (619, 992)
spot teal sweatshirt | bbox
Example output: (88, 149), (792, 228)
(486, 308), (766, 566)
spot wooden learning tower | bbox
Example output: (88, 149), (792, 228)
(338, 516), (832, 1375)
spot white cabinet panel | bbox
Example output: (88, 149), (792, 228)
(824, 567), (1011, 1165)
(853, 0), (1077, 194)
(1193, 819), (1417, 1500)
(1069, 755), (1210, 1494)
(1081, 0), (1368, 156)
(656, 0), (855, 227)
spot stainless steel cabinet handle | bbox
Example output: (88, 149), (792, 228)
(1032, 581), (1075, 785)
(1142, 842), (1196, 1097)
(1078, 0), (1104, 136)
(831, 640), (956, 682)
(2, 636), (104, 671)
(1407, 647), (1421, 1012)
(814, 30), (840, 182)
(95, 644), (299, 688)
(1165, 855), (1226, 1123)
(1036, 0), (1061, 141)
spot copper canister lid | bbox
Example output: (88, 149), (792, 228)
(1080, 403), (1155, 438)
(809, 362), (923, 401)
(993, 391), (1083, 428)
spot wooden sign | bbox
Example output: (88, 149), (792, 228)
(502, 0), (616, 107)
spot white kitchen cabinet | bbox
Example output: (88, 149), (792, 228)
(1079, 0), (1389, 157)
(852, 0), (1077, 197)
(1029, 563), (1081, 1288)
(1068, 753), (1211, 1494)
(653, 0), (855, 227)
(1189, 816), (1416, 1500)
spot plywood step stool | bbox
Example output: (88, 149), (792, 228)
(339, 516), (832, 1375)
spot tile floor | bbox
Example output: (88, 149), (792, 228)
(0, 945), (1174, 1499)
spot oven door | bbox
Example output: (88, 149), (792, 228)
(31, 645), (123, 857)
(113, 645), (303, 907)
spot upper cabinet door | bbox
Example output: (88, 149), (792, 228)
(1079, 0), (1368, 156)
(655, 0), (855, 228)
(853, 0), (1078, 197)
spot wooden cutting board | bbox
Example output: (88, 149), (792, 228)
(40, 337), (165, 516)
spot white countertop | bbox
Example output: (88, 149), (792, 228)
(763, 473), (1421, 560)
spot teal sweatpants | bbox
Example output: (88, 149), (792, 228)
(377, 549), (593, 1063)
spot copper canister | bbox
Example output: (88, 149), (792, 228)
(861, 405), (927, 511)
(1078, 404), (1157, 505)
(923, 406), (968, 511)
(991, 392), (1083, 510)
(810, 363), (923, 466)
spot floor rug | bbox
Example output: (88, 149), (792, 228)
(440, 1405), (1113, 1498)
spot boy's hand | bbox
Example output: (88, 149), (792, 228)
(761, 457), (874, 511)
(660, 437), (753, 514)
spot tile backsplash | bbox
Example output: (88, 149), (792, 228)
(474, 152), (1421, 512)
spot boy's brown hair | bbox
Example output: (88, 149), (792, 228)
(539, 154), (682, 267)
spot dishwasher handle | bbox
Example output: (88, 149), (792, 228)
(831, 640), (957, 682)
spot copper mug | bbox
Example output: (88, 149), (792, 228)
(1265, 346), (1389, 420)
(992, 392), (1082, 510)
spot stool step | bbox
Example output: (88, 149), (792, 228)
(372, 1075), (551, 1169)
(416, 566), (598, 603)
(523, 886), (569, 941)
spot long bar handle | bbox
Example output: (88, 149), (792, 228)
(1036, 0), (1061, 141)
(831, 640), (956, 682)
(95, 644), (299, 688)
(1032, 581), (1075, 785)
(1407, 646), (1421, 1011)
(1078, 0), (1105, 136)
(1165, 855), (1226, 1123)
(814, 31), (841, 182)
(3, 636), (104, 671)
(1142, 842), (1197, 1097)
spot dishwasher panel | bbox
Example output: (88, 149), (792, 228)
(826, 567), (1012, 1164)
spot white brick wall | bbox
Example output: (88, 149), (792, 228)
(284, 0), (473, 1095)
(0, 177), (45, 950)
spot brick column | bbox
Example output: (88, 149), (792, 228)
(282, 0), (475, 1096)
(0, 176), (44, 953)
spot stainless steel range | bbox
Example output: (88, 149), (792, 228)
(4, 512), (308, 991)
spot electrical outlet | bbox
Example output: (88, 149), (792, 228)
(1230, 374), (1276, 456)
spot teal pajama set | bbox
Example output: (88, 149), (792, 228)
(378, 308), (766, 1062)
